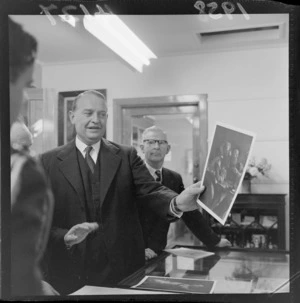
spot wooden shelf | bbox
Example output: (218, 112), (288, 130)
(207, 193), (286, 250)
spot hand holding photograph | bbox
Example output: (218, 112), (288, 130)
(198, 123), (256, 225)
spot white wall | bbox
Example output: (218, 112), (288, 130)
(33, 61), (43, 88)
(41, 46), (289, 248)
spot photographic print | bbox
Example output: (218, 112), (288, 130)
(132, 276), (215, 294)
(198, 123), (256, 225)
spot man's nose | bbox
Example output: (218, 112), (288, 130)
(91, 113), (100, 123)
(153, 141), (160, 148)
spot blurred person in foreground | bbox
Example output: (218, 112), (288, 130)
(10, 93), (35, 156)
(10, 118), (33, 154)
(9, 17), (58, 296)
(138, 126), (231, 260)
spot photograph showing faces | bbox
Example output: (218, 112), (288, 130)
(198, 123), (256, 225)
(132, 275), (215, 294)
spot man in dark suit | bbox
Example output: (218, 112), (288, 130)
(138, 126), (231, 260)
(40, 90), (206, 294)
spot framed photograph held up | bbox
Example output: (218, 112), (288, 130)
(198, 122), (256, 225)
(58, 89), (107, 146)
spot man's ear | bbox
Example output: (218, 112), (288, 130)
(140, 144), (145, 153)
(69, 111), (75, 124)
(166, 145), (171, 154)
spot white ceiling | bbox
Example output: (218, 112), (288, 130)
(11, 14), (288, 66)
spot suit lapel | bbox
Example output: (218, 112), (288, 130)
(57, 141), (86, 211)
(162, 168), (172, 188)
(99, 139), (121, 207)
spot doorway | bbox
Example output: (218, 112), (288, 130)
(113, 94), (209, 247)
(113, 94), (208, 185)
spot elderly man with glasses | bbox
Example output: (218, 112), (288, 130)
(138, 126), (231, 260)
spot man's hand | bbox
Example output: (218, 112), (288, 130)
(175, 181), (205, 212)
(64, 222), (99, 248)
(145, 248), (157, 261)
(215, 238), (232, 248)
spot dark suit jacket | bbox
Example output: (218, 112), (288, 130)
(139, 167), (220, 253)
(40, 139), (177, 294)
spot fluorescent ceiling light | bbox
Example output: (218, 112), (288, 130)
(83, 15), (157, 72)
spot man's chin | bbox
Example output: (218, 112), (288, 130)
(150, 157), (163, 162)
(86, 134), (103, 144)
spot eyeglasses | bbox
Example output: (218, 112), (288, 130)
(143, 139), (168, 146)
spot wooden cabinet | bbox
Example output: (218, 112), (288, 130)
(208, 194), (286, 250)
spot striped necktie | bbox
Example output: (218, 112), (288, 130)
(85, 146), (95, 174)
(155, 170), (161, 182)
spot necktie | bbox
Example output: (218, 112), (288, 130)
(155, 170), (161, 182)
(85, 146), (95, 174)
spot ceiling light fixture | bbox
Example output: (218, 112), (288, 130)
(83, 15), (157, 72)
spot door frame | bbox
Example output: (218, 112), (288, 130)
(113, 94), (208, 182)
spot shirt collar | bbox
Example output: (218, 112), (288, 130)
(145, 161), (163, 179)
(75, 136), (101, 156)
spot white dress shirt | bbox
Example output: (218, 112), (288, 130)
(75, 136), (101, 164)
(145, 162), (163, 182)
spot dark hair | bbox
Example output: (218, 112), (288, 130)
(9, 17), (37, 83)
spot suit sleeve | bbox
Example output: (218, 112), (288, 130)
(146, 172), (185, 252)
(177, 174), (220, 248)
(182, 210), (220, 248)
(177, 174), (185, 194)
(11, 156), (54, 296)
(146, 218), (170, 253)
(129, 147), (178, 221)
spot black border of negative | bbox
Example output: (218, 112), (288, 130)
(0, 0), (299, 302)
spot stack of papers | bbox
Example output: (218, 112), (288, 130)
(164, 247), (214, 259)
